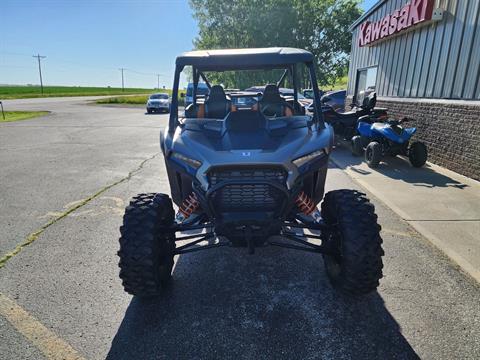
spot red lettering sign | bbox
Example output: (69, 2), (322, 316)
(357, 0), (434, 47)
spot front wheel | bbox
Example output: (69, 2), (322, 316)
(365, 141), (382, 168)
(321, 190), (384, 296)
(408, 141), (427, 167)
(118, 193), (176, 297)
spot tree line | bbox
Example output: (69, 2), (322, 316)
(189, 0), (362, 89)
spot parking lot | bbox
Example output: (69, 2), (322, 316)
(1, 97), (479, 359)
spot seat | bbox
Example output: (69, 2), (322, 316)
(258, 84), (293, 117)
(204, 85), (231, 119)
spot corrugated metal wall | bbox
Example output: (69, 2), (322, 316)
(347, 0), (480, 100)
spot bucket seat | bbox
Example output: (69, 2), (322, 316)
(204, 85), (231, 119)
(258, 84), (293, 117)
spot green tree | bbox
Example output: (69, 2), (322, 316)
(189, 0), (362, 88)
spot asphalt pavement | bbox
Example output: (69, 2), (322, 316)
(0, 97), (479, 359)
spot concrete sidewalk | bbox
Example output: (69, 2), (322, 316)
(330, 143), (480, 283)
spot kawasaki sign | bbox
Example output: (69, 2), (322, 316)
(358, 0), (435, 47)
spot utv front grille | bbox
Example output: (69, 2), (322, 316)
(208, 168), (287, 212)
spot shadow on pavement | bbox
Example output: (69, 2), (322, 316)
(333, 142), (468, 189)
(107, 245), (419, 359)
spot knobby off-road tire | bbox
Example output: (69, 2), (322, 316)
(118, 193), (176, 297)
(365, 141), (382, 168)
(408, 141), (428, 168)
(321, 190), (384, 296)
(351, 135), (363, 156)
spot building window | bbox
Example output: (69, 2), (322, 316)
(355, 66), (377, 105)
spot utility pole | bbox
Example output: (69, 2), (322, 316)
(33, 54), (46, 94)
(119, 68), (125, 91)
(156, 74), (160, 89)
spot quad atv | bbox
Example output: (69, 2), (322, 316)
(351, 116), (428, 168)
(118, 48), (384, 298)
(313, 92), (388, 140)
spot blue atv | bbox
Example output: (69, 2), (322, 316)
(351, 116), (427, 168)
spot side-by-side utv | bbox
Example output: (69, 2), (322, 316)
(118, 48), (384, 298)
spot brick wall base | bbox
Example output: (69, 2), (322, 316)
(346, 96), (480, 180)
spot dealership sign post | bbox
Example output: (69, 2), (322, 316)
(358, 0), (435, 47)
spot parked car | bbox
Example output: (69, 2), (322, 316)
(321, 90), (346, 112)
(185, 82), (209, 107)
(146, 93), (170, 113)
(117, 47), (384, 299)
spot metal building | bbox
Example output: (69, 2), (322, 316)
(347, 0), (480, 180)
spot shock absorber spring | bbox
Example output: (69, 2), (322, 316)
(176, 192), (200, 222)
(295, 191), (316, 215)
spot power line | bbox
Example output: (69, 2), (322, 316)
(3, 51), (164, 88)
(32, 54), (46, 94)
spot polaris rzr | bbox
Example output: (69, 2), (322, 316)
(351, 116), (428, 168)
(118, 48), (384, 298)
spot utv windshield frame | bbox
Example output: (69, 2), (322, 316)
(168, 47), (325, 133)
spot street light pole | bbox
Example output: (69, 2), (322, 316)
(157, 74), (160, 89)
(33, 54), (46, 94)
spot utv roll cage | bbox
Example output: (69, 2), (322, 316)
(117, 47), (384, 298)
(168, 47), (325, 133)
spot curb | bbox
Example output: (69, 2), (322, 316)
(329, 155), (480, 284)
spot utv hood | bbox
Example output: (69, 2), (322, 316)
(164, 112), (333, 190)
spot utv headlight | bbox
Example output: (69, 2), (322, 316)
(292, 150), (325, 168)
(171, 152), (202, 169)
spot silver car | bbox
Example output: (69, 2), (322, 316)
(146, 93), (170, 113)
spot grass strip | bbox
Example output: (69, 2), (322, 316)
(0, 111), (50, 123)
(96, 95), (150, 105)
(96, 90), (186, 106)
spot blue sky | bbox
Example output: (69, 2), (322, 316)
(1, 0), (377, 88)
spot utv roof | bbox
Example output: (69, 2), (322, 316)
(176, 47), (314, 70)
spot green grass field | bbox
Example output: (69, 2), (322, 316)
(0, 85), (154, 99)
(0, 111), (50, 123)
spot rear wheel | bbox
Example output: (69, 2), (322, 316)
(118, 193), (175, 297)
(408, 141), (427, 167)
(351, 135), (363, 156)
(365, 142), (382, 168)
(321, 190), (384, 296)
